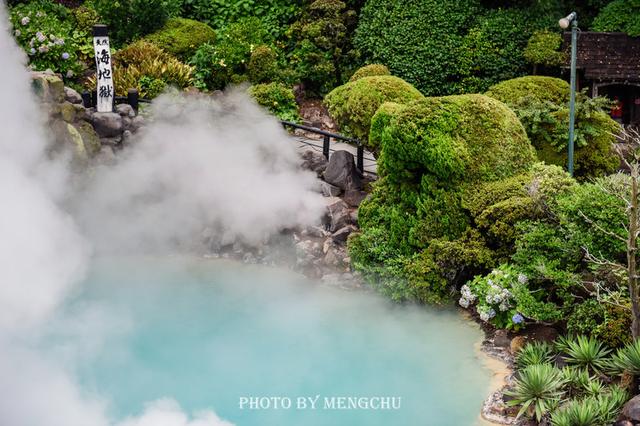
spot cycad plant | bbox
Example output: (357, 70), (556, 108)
(550, 386), (629, 426)
(563, 335), (611, 373)
(607, 338), (640, 375)
(505, 363), (565, 421)
(516, 341), (555, 370)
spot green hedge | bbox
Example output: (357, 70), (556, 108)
(349, 64), (390, 82)
(145, 18), (216, 60)
(592, 0), (640, 37)
(324, 75), (424, 153)
(249, 82), (300, 122)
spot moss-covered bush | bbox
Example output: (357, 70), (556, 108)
(87, 41), (193, 98)
(349, 94), (536, 303)
(592, 0), (640, 37)
(486, 76), (619, 179)
(349, 64), (390, 82)
(524, 30), (566, 71)
(324, 75), (424, 153)
(248, 82), (300, 122)
(248, 45), (278, 84)
(145, 18), (216, 60)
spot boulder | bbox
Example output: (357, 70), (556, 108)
(510, 336), (528, 355)
(621, 396), (640, 422)
(59, 101), (76, 123)
(116, 103), (136, 118)
(74, 121), (101, 156)
(130, 115), (145, 132)
(343, 189), (368, 207)
(320, 181), (342, 197)
(64, 86), (83, 104)
(31, 72), (64, 102)
(92, 112), (123, 138)
(300, 149), (328, 175)
(52, 120), (100, 160)
(493, 330), (511, 348)
(73, 103), (90, 122)
(323, 150), (363, 191)
(326, 199), (352, 232)
(332, 225), (356, 244)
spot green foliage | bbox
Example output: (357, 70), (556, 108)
(248, 45), (278, 84)
(567, 300), (606, 338)
(505, 363), (565, 421)
(287, 0), (358, 95)
(182, 0), (302, 41)
(190, 17), (268, 90)
(324, 76), (424, 152)
(592, 0), (640, 37)
(524, 30), (566, 69)
(486, 76), (620, 179)
(248, 83), (300, 122)
(10, 0), (87, 78)
(567, 299), (632, 349)
(607, 338), (640, 376)
(562, 335), (611, 373)
(145, 18), (216, 60)
(71, 5), (99, 34)
(550, 387), (629, 426)
(349, 64), (390, 82)
(92, 0), (180, 45)
(87, 41), (193, 98)
(516, 341), (555, 370)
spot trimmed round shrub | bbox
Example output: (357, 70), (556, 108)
(524, 30), (566, 70)
(248, 45), (278, 84)
(324, 75), (424, 152)
(485, 76), (570, 105)
(486, 76), (619, 178)
(248, 82), (300, 122)
(145, 18), (216, 60)
(349, 64), (390, 82)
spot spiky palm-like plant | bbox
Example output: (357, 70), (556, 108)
(505, 363), (565, 421)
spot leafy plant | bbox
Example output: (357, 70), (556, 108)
(592, 0), (640, 37)
(524, 30), (566, 71)
(248, 82), (300, 122)
(550, 387), (629, 426)
(607, 338), (640, 376)
(248, 45), (278, 84)
(349, 64), (390, 82)
(516, 341), (555, 369)
(562, 335), (611, 373)
(505, 363), (565, 421)
(145, 18), (216, 60)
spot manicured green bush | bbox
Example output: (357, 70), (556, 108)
(71, 5), (100, 34)
(486, 76), (620, 179)
(248, 82), (299, 122)
(592, 0), (640, 37)
(324, 76), (424, 153)
(524, 30), (566, 71)
(191, 17), (268, 90)
(349, 64), (390, 82)
(92, 0), (180, 45)
(248, 45), (278, 84)
(145, 18), (216, 60)
(10, 0), (88, 78)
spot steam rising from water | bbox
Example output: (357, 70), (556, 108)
(0, 1), (324, 423)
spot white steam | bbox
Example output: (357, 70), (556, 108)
(73, 92), (324, 253)
(0, 0), (323, 423)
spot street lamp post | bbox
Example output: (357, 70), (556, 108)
(560, 12), (578, 176)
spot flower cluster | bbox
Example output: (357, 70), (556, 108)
(9, 3), (87, 78)
(459, 264), (528, 330)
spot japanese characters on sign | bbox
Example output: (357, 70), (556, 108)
(93, 25), (114, 113)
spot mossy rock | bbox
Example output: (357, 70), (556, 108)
(349, 64), (391, 82)
(145, 18), (216, 60)
(324, 75), (424, 153)
(485, 76), (570, 105)
(31, 73), (65, 103)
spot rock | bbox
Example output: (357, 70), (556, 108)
(324, 249), (340, 267)
(52, 120), (100, 160)
(100, 136), (122, 147)
(303, 225), (328, 238)
(510, 336), (528, 355)
(326, 199), (352, 233)
(332, 225), (356, 244)
(64, 86), (83, 104)
(95, 145), (117, 165)
(622, 396), (640, 422)
(323, 150), (363, 191)
(343, 189), (368, 207)
(130, 115), (145, 132)
(300, 149), (328, 175)
(59, 101), (76, 123)
(116, 103), (136, 118)
(350, 210), (358, 225)
(31, 72), (64, 102)
(74, 121), (101, 156)
(614, 420), (633, 426)
(122, 116), (133, 131)
(92, 112), (123, 138)
(493, 330), (511, 348)
(73, 103), (90, 122)
(320, 181), (342, 197)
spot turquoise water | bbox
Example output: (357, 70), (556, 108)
(47, 258), (491, 426)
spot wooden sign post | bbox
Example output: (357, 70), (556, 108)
(92, 24), (114, 113)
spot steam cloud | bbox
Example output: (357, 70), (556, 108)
(0, 0), (323, 423)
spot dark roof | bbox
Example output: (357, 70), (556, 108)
(563, 32), (640, 82)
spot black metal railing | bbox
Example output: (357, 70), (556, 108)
(280, 121), (366, 172)
(81, 88), (151, 114)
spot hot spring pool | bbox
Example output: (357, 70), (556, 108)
(44, 258), (493, 426)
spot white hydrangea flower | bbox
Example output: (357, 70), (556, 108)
(518, 273), (528, 285)
(459, 297), (470, 308)
(20, 16), (30, 26)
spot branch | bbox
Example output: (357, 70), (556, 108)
(578, 210), (627, 243)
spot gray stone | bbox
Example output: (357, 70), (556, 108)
(323, 150), (363, 191)
(343, 189), (368, 207)
(92, 112), (123, 138)
(349, 210), (358, 225)
(493, 330), (511, 348)
(320, 181), (342, 197)
(332, 225), (356, 244)
(326, 199), (352, 233)
(31, 72), (64, 102)
(130, 115), (145, 132)
(59, 101), (76, 123)
(122, 116), (133, 131)
(100, 136), (122, 147)
(73, 103), (90, 122)
(74, 121), (101, 156)
(300, 150), (328, 175)
(64, 86), (83, 104)
(116, 103), (136, 118)
(622, 396), (640, 422)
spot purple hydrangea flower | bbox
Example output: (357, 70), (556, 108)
(512, 313), (524, 324)
(61, 52), (70, 60)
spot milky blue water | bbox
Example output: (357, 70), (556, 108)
(47, 258), (491, 426)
